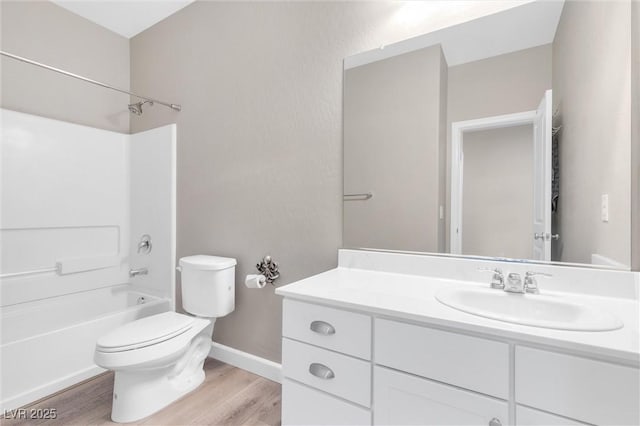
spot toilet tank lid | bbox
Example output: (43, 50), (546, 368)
(179, 255), (237, 271)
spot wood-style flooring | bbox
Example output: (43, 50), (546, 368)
(2, 359), (281, 426)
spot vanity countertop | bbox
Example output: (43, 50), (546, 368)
(276, 267), (640, 365)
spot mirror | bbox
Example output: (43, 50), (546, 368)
(343, 1), (634, 270)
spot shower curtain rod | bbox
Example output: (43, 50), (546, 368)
(0, 50), (181, 112)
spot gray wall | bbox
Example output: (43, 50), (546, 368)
(344, 46), (447, 252)
(129, 1), (456, 362)
(632, 0), (639, 271)
(447, 44), (552, 251)
(0, 1), (130, 133)
(462, 125), (533, 259)
(552, 0), (631, 266)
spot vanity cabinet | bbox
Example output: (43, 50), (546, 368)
(281, 299), (639, 426)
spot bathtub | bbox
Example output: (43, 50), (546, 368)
(0, 285), (170, 411)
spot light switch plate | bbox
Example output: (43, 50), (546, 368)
(601, 194), (609, 222)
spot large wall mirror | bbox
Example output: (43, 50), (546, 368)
(343, 1), (635, 270)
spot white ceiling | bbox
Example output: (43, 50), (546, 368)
(345, 0), (564, 69)
(51, 0), (195, 39)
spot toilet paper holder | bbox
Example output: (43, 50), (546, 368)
(256, 255), (280, 285)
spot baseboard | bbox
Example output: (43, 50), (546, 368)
(208, 342), (282, 383)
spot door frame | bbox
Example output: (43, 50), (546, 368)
(450, 111), (537, 254)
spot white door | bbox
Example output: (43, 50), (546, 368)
(532, 90), (552, 261)
(373, 366), (507, 426)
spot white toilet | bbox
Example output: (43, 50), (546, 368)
(94, 255), (236, 423)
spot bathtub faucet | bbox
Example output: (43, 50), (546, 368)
(129, 268), (148, 278)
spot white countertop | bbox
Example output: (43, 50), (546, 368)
(276, 267), (640, 366)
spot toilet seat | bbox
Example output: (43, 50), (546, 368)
(94, 312), (211, 370)
(96, 311), (195, 353)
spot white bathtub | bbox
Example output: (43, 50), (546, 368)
(0, 285), (170, 411)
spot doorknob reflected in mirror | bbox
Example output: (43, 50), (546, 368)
(534, 233), (560, 241)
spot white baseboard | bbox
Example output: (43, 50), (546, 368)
(208, 342), (282, 383)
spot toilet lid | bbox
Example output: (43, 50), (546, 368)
(96, 311), (196, 352)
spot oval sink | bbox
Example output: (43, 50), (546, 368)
(435, 287), (623, 331)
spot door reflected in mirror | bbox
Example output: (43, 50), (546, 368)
(343, 0), (633, 269)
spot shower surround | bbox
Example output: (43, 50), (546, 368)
(0, 109), (176, 410)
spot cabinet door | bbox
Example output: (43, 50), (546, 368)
(516, 405), (588, 426)
(373, 366), (508, 426)
(375, 318), (509, 398)
(282, 379), (371, 426)
(516, 346), (640, 425)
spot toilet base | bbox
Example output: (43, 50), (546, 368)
(110, 333), (212, 423)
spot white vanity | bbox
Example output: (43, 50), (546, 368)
(276, 250), (640, 426)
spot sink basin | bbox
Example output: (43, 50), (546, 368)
(435, 287), (623, 331)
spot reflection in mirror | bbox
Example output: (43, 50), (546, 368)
(460, 124), (535, 260)
(343, 0), (634, 269)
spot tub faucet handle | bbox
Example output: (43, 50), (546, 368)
(137, 234), (152, 254)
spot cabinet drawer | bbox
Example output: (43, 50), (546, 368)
(515, 346), (640, 426)
(516, 405), (587, 426)
(282, 337), (371, 407)
(374, 366), (508, 426)
(375, 318), (509, 399)
(282, 379), (371, 426)
(283, 299), (371, 359)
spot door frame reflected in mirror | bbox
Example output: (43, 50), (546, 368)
(451, 90), (552, 261)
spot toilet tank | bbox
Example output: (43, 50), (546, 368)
(178, 255), (236, 318)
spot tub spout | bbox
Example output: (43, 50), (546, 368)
(129, 268), (148, 278)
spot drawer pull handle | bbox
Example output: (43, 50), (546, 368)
(310, 320), (335, 335)
(489, 418), (501, 426)
(309, 363), (335, 379)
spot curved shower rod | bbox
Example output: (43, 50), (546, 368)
(0, 50), (182, 112)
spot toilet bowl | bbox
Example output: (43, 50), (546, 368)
(94, 255), (236, 423)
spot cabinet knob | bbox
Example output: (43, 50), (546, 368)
(310, 320), (335, 335)
(489, 418), (502, 426)
(308, 363), (335, 380)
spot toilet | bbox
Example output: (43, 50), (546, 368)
(94, 255), (236, 423)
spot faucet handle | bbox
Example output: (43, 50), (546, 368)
(524, 271), (551, 294)
(525, 271), (552, 278)
(478, 267), (505, 289)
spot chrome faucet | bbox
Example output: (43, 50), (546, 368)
(505, 272), (524, 293)
(478, 268), (505, 289)
(504, 271), (552, 294)
(129, 268), (148, 278)
(480, 268), (551, 294)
